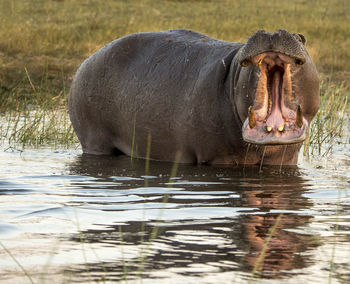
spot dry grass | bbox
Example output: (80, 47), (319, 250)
(1, 0), (349, 95)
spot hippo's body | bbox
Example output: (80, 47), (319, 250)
(69, 29), (320, 165)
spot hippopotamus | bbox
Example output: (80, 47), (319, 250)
(69, 29), (320, 165)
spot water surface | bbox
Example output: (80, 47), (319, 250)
(0, 145), (349, 283)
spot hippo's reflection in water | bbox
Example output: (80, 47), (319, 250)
(65, 155), (320, 281)
(240, 190), (318, 277)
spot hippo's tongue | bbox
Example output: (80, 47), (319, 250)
(265, 70), (285, 131)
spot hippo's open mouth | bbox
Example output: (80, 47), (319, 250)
(242, 52), (308, 145)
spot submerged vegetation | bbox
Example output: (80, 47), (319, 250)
(0, 0), (349, 153)
(0, 81), (77, 147)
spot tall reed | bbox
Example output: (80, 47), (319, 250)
(303, 81), (349, 158)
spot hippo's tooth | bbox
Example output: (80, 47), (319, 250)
(248, 106), (256, 128)
(278, 125), (285, 132)
(266, 126), (273, 132)
(285, 118), (289, 122)
(296, 105), (303, 128)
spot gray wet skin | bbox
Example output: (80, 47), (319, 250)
(69, 29), (320, 165)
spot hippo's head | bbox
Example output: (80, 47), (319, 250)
(235, 30), (319, 147)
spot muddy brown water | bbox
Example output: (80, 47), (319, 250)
(0, 143), (349, 283)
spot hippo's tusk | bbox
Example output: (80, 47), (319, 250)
(278, 125), (285, 132)
(248, 106), (256, 128)
(296, 105), (303, 128)
(266, 126), (273, 132)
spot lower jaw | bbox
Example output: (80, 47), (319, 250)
(243, 132), (307, 145)
(241, 118), (309, 146)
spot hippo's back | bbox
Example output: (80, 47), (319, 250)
(69, 29), (243, 158)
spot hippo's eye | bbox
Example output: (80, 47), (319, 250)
(295, 59), (304, 65)
(240, 59), (250, 67)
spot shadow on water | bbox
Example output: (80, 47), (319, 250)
(64, 155), (321, 281)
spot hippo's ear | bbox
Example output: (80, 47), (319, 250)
(294, 33), (306, 45)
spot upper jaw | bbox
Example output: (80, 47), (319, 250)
(241, 52), (308, 145)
